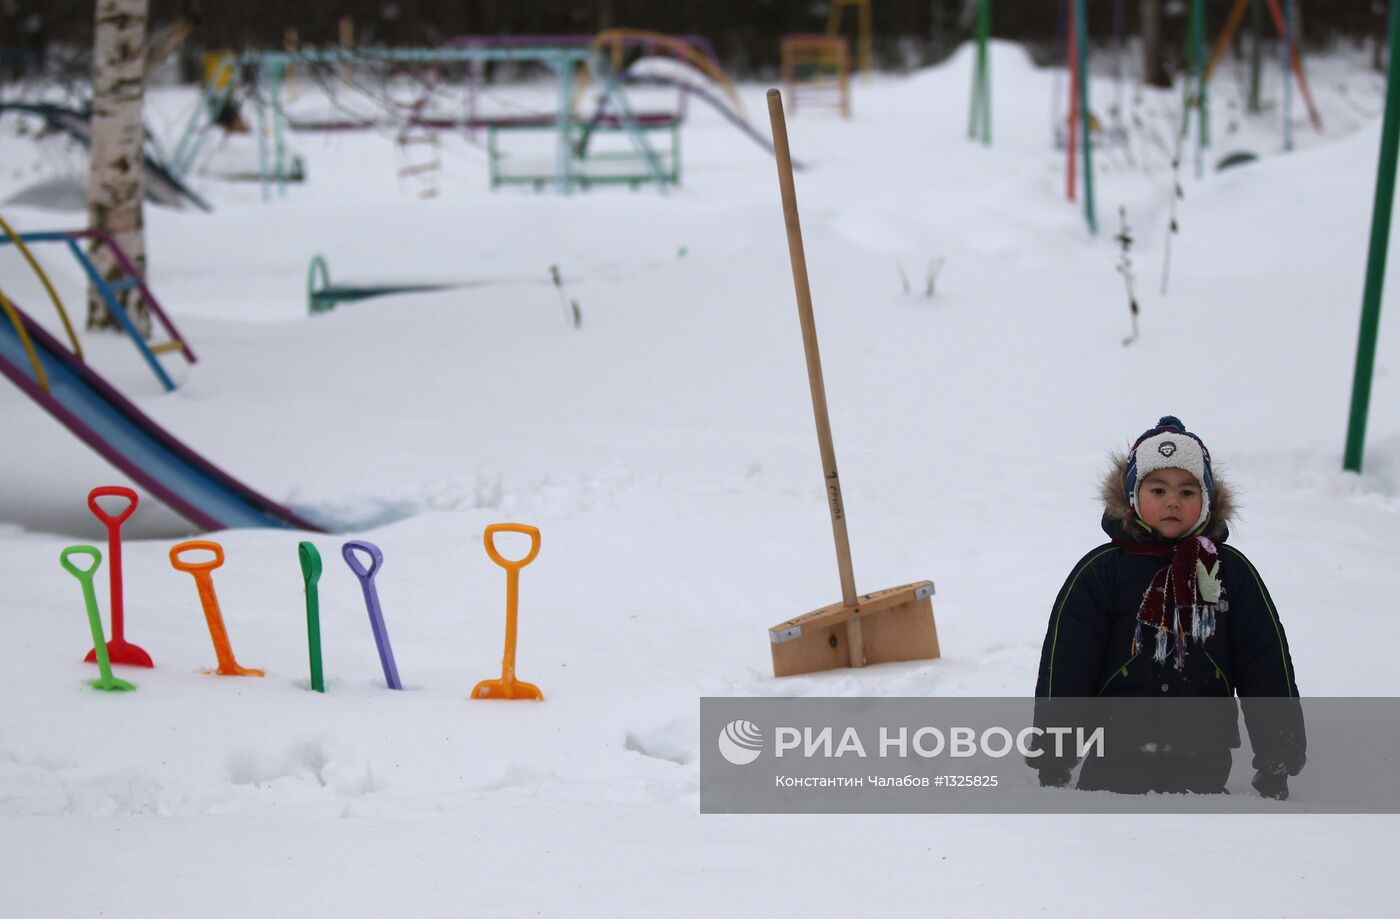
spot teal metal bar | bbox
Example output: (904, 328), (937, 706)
(968, 0), (991, 145)
(589, 50), (669, 189)
(980, 0), (991, 145)
(243, 47), (592, 68)
(1, 228), (197, 364)
(63, 238), (176, 391)
(1074, 0), (1097, 234)
(254, 65), (272, 203)
(169, 65), (238, 179)
(1184, 0), (1204, 178)
(673, 118), (682, 186)
(270, 62), (288, 198)
(555, 60), (572, 195)
(240, 45), (672, 196)
(1196, 0), (1209, 177)
(1344, 0), (1400, 473)
(488, 126), (501, 188)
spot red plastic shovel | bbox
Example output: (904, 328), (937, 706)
(82, 486), (153, 668)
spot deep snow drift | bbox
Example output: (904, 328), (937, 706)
(0, 41), (1396, 916)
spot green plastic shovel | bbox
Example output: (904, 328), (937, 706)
(60, 545), (136, 692)
(298, 541), (324, 693)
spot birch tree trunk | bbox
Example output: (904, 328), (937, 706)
(87, 0), (151, 336)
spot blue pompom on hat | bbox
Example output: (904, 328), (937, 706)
(1124, 415), (1214, 533)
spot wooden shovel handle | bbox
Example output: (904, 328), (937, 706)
(766, 89), (859, 612)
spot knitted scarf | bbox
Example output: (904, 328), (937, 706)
(1112, 536), (1226, 670)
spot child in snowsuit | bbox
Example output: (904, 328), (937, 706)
(1032, 416), (1305, 797)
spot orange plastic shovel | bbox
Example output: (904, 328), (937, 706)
(169, 540), (263, 677)
(472, 523), (543, 701)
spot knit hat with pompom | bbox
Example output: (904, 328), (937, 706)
(1124, 415), (1214, 534)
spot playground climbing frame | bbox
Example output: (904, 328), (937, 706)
(239, 45), (673, 198)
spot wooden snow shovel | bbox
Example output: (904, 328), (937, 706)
(764, 89), (940, 678)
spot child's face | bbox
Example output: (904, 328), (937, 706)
(1136, 467), (1204, 539)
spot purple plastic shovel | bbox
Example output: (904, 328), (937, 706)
(341, 540), (402, 690)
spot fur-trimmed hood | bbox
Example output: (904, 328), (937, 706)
(1101, 449), (1236, 543)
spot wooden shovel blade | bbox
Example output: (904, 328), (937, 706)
(768, 580), (939, 678)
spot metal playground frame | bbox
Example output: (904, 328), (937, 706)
(236, 45), (672, 198)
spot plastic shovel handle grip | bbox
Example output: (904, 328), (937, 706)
(299, 541), (323, 583)
(87, 486), (139, 528)
(341, 540), (383, 581)
(60, 545), (103, 579)
(170, 540), (225, 573)
(483, 523), (541, 571)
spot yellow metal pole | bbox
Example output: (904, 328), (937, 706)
(0, 288), (50, 393)
(0, 213), (82, 358)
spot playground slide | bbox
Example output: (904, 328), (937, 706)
(619, 61), (803, 168)
(0, 298), (321, 532)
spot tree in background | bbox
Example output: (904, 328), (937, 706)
(1140, 0), (1171, 88)
(87, 0), (151, 336)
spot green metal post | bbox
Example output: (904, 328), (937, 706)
(1344, 0), (1400, 473)
(271, 62), (287, 197)
(968, 0), (991, 145)
(1283, 0), (1294, 151)
(254, 64), (271, 203)
(170, 66), (235, 179)
(591, 51), (669, 189)
(673, 119), (681, 184)
(979, 0), (991, 145)
(1183, 0), (1197, 119)
(1074, 0), (1097, 234)
(1186, 0), (1206, 178)
(966, 7), (978, 139)
(554, 60), (572, 195)
(1197, 0), (1209, 151)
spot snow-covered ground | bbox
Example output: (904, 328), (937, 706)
(0, 41), (1396, 916)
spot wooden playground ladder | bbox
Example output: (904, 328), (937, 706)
(396, 93), (442, 199)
